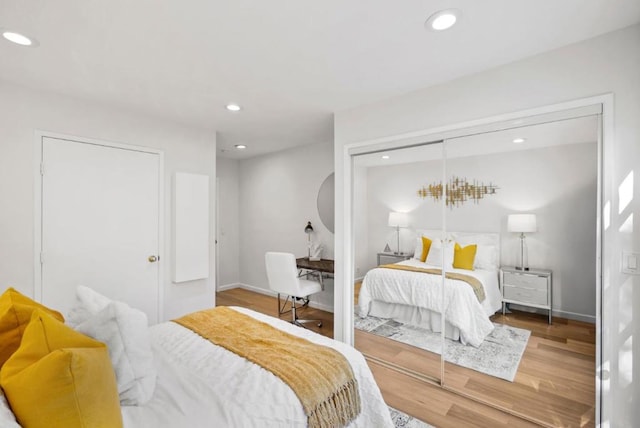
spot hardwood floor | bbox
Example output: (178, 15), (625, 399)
(216, 288), (594, 427)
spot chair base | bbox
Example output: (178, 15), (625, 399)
(278, 294), (322, 329)
(292, 319), (323, 328)
(277, 294), (310, 315)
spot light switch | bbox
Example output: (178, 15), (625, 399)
(622, 251), (640, 275)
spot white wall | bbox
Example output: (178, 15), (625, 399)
(216, 157), (241, 287)
(335, 24), (640, 426)
(238, 141), (335, 311)
(356, 143), (597, 320)
(0, 81), (217, 321)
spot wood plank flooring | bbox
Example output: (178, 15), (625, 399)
(216, 288), (595, 427)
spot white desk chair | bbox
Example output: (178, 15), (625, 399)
(265, 252), (322, 328)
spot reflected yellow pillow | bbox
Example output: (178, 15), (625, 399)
(0, 310), (122, 428)
(420, 236), (432, 262)
(0, 287), (64, 367)
(453, 243), (477, 270)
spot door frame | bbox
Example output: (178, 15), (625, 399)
(33, 131), (165, 321)
(337, 93), (613, 425)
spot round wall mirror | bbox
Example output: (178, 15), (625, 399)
(317, 173), (335, 233)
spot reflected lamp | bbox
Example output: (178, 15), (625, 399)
(507, 214), (537, 271)
(388, 212), (409, 255)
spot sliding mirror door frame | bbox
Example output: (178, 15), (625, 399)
(351, 141), (448, 385)
(336, 94), (612, 424)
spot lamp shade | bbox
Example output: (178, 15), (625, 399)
(508, 214), (537, 233)
(388, 212), (409, 228)
(304, 221), (313, 233)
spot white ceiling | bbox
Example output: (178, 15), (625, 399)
(1, 1), (638, 159)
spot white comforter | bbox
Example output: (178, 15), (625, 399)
(358, 259), (502, 347)
(122, 307), (393, 428)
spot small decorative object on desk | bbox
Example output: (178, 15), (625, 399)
(309, 242), (323, 261)
(383, 243), (391, 253)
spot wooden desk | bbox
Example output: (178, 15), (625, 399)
(296, 257), (334, 289)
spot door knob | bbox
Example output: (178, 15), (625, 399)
(148, 255), (159, 263)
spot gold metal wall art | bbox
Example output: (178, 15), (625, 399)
(417, 176), (498, 208)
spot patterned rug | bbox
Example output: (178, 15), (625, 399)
(389, 406), (434, 428)
(356, 314), (530, 382)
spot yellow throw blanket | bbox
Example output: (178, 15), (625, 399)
(379, 263), (486, 303)
(173, 307), (361, 428)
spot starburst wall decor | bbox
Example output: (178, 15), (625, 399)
(417, 176), (498, 208)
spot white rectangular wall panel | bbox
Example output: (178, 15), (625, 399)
(173, 172), (209, 283)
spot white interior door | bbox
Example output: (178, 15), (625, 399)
(40, 137), (161, 323)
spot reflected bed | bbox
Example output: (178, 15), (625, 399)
(358, 232), (503, 347)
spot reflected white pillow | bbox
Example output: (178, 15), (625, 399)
(425, 239), (454, 267)
(413, 237), (424, 260)
(69, 286), (156, 406)
(473, 245), (498, 271)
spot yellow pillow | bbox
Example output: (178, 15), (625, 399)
(0, 287), (64, 367)
(420, 236), (432, 262)
(0, 310), (122, 428)
(453, 243), (477, 270)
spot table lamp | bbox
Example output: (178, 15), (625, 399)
(507, 213), (537, 271)
(304, 221), (314, 258)
(388, 212), (408, 255)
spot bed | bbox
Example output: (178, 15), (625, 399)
(0, 287), (393, 428)
(358, 231), (503, 347)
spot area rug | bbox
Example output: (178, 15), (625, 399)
(389, 406), (434, 428)
(356, 315), (530, 382)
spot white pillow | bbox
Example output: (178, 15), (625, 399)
(425, 239), (454, 267)
(474, 244), (498, 271)
(413, 237), (423, 260)
(66, 285), (112, 327)
(70, 286), (156, 406)
(0, 390), (20, 428)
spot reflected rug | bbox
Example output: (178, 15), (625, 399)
(389, 406), (434, 428)
(356, 314), (530, 382)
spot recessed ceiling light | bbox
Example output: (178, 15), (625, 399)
(1, 29), (38, 47)
(226, 104), (241, 112)
(381, 155), (390, 159)
(425, 9), (460, 31)
(234, 144), (247, 150)
(512, 138), (526, 144)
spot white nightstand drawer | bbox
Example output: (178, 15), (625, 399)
(503, 285), (548, 306)
(503, 271), (548, 291)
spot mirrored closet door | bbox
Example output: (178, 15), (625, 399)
(441, 115), (599, 426)
(349, 109), (601, 427)
(352, 141), (447, 383)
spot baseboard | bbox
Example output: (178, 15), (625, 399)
(552, 309), (596, 324)
(222, 283), (334, 313)
(217, 282), (242, 292)
(508, 304), (595, 324)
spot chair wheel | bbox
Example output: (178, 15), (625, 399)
(317, 322), (323, 327)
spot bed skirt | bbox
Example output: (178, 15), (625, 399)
(368, 300), (461, 341)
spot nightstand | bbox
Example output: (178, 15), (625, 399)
(377, 252), (412, 266)
(500, 266), (553, 324)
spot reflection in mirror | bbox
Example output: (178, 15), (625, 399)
(440, 115), (598, 426)
(352, 142), (445, 383)
(317, 173), (335, 233)
(350, 114), (599, 427)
